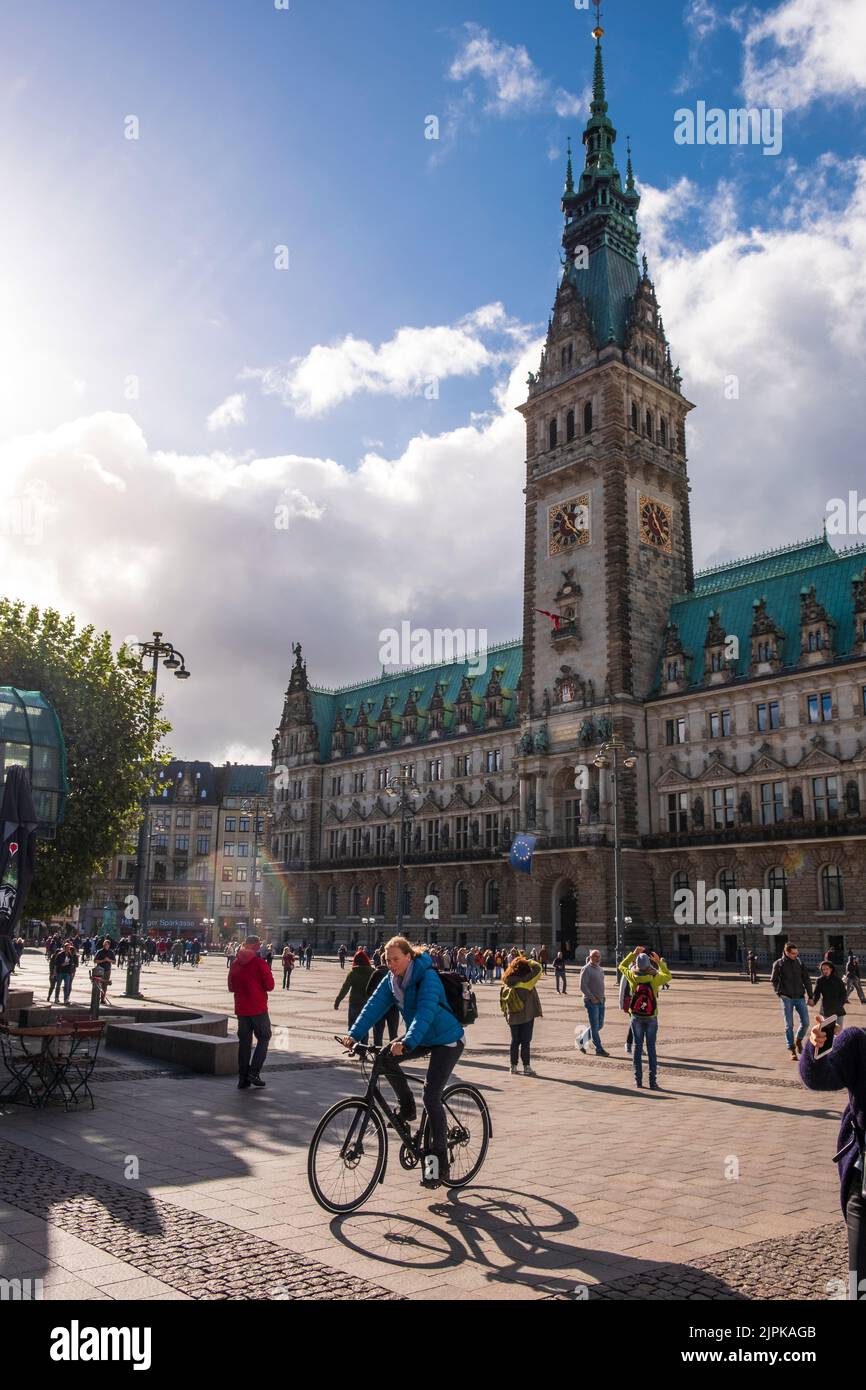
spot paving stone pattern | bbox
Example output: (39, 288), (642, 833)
(0, 1141), (400, 1301)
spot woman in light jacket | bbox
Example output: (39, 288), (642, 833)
(500, 955), (543, 1076)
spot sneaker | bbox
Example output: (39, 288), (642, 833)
(397, 1103), (417, 1123)
(523, 1066), (536, 1077)
(249, 1075), (266, 1088)
(578, 1040), (587, 1054)
(635, 1077), (643, 1089)
(789, 1046), (798, 1061)
(649, 1077), (660, 1091)
(510, 1065), (519, 1074)
(595, 1048), (610, 1057)
(795, 1038), (804, 1056)
(237, 1077), (251, 1089)
(624, 1043), (632, 1055)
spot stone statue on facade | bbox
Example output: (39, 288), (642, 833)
(692, 796), (705, 828)
(533, 725), (549, 753)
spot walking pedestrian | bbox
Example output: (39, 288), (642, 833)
(305, 945), (313, 970)
(334, 950), (374, 1043)
(844, 953), (866, 1005)
(747, 949), (759, 983)
(338, 943), (347, 970)
(93, 939), (116, 1004)
(49, 941), (78, 1004)
(484, 949), (495, 986)
(365, 962), (401, 1047)
(500, 954), (543, 1076)
(339, 937), (465, 1188)
(771, 942), (814, 1060)
(799, 1017), (866, 1299)
(618, 947), (671, 1090)
(228, 935), (274, 1090)
(577, 949), (608, 1056)
(539, 944), (549, 976)
(812, 956), (847, 1031)
(281, 944), (295, 990)
(553, 950), (567, 994)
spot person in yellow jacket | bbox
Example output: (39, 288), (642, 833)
(500, 956), (544, 1076)
(617, 948), (672, 1091)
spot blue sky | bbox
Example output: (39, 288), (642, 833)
(1, 0), (865, 759)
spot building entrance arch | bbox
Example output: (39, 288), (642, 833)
(552, 878), (578, 960)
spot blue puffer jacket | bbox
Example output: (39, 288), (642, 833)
(349, 952), (464, 1049)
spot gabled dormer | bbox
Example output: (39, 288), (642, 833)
(376, 693), (397, 747)
(455, 675), (476, 731)
(428, 681), (448, 738)
(485, 667), (505, 727)
(402, 687), (420, 743)
(660, 622), (690, 693)
(799, 584), (835, 664)
(749, 597), (785, 675)
(703, 609), (734, 685)
(331, 713), (346, 759)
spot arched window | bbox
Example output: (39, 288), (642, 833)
(645, 409), (653, 439)
(401, 883), (412, 917)
(566, 409), (575, 442)
(454, 880), (469, 916)
(820, 864), (844, 911)
(583, 401), (593, 434)
(484, 880), (500, 915)
(718, 868), (738, 914)
(349, 885), (361, 916)
(659, 419), (667, 447)
(373, 883), (386, 916)
(671, 869), (689, 910)
(549, 418), (558, 449)
(767, 866), (788, 912)
(326, 885), (337, 917)
(631, 402), (638, 431)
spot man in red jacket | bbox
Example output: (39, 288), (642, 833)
(227, 935), (275, 1089)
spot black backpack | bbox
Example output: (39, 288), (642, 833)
(365, 966), (388, 999)
(437, 970), (478, 1027)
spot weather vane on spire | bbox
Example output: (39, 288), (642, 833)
(592, 0), (604, 40)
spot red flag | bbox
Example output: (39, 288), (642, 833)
(536, 609), (562, 631)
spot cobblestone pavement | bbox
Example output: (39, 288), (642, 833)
(0, 1140), (399, 1300)
(4, 951), (860, 1300)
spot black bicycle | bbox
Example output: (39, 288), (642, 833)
(307, 1038), (492, 1214)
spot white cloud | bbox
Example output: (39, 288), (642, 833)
(449, 24), (585, 118)
(743, 0), (866, 110)
(206, 392), (246, 431)
(245, 304), (531, 418)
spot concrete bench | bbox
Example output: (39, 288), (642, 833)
(104, 1010), (238, 1075)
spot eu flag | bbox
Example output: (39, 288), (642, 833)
(509, 833), (536, 875)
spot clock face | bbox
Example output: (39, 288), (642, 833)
(638, 495), (673, 553)
(548, 495), (590, 556)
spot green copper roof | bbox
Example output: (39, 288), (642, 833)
(310, 639), (522, 760)
(656, 537), (866, 692)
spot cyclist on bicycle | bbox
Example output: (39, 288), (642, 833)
(338, 935), (464, 1188)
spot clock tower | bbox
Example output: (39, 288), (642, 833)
(518, 23), (695, 754)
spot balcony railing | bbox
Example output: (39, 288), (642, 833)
(643, 816), (866, 850)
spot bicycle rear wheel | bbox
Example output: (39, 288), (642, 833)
(307, 1098), (387, 1213)
(424, 1085), (491, 1188)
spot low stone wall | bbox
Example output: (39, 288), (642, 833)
(104, 1010), (237, 1075)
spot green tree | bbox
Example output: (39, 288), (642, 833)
(0, 601), (170, 917)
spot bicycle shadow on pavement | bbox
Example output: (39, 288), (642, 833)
(327, 1185), (757, 1298)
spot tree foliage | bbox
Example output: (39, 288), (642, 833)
(0, 600), (171, 917)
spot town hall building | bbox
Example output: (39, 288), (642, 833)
(265, 28), (866, 966)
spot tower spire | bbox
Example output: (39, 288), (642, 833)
(626, 136), (635, 192)
(564, 136), (574, 196)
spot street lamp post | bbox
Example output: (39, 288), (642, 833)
(360, 915), (377, 948)
(515, 916), (532, 953)
(593, 733), (638, 970)
(128, 632), (190, 997)
(386, 767), (419, 934)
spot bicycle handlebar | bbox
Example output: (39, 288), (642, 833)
(333, 1034), (381, 1059)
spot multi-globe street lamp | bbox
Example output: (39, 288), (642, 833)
(127, 632), (191, 997)
(515, 915), (532, 953)
(592, 733), (639, 970)
(385, 766), (420, 934)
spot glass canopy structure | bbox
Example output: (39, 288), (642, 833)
(0, 688), (67, 838)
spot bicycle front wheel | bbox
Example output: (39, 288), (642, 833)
(307, 1098), (387, 1213)
(424, 1085), (491, 1188)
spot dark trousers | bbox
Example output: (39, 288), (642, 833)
(237, 1012), (271, 1078)
(555, 972), (566, 993)
(372, 1005), (400, 1047)
(282, 968), (292, 989)
(378, 1042), (463, 1159)
(846, 1176), (866, 1299)
(509, 1020), (534, 1067)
